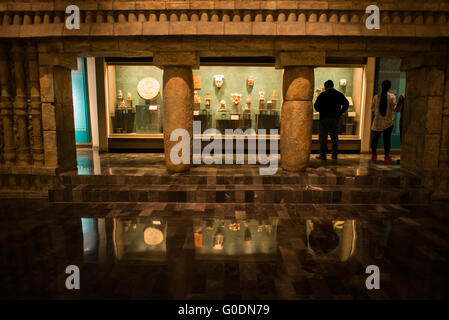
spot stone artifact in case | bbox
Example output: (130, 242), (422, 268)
(137, 77), (161, 101)
(214, 74), (224, 88)
(193, 75), (202, 90)
(219, 99), (227, 111)
(231, 93), (242, 105)
(247, 75), (255, 86)
(259, 91), (265, 110)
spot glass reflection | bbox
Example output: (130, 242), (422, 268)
(193, 218), (278, 261)
(306, 219), (357, 262)
(114, 218), (167, 262)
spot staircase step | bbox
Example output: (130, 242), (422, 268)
(49, 184), (431, 204)
(58, 173), (422, 187)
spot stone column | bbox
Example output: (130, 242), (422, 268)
(276, 52), (324, 172)
(11, 43), (32, 166)
(0, 43), (15, 166)
(26, 42), (44, 166)
(38, 47), (78, 173)
(440, 55), (449, 168)
(400, 52), (445, 171)
(400, 52), (449, 198)
(154, 52), (198, 173)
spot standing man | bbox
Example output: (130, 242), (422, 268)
(314, 80), (349, 160)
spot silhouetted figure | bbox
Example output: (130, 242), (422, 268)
(371, 80), (397, 164)
(314, 80), (349, 160)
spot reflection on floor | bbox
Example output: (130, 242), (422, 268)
(48, 150), (430, 205)
(75, 149), (402, 176)
(0, 199), (448, 299)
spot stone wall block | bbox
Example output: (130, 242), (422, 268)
(426, 96), (443, 134)
(224, 22), (252, 35)
(197, 22), (224, 35)
(113, 22), (143, 36)
(276, 22), (305, 35)
(169, 22), (198, 35)
(423, 134), (441, 169)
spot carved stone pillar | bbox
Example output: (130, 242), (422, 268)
(11, 43), (32, 166)
(0, 43), (15, 165)
(276, 52), (324, 172)
(26, 42), (44, 166)
(154, 52), (198, 173)
(280, 67), (314, 172)
(400, 52), (445, 171)
(38, 50), (78, 173)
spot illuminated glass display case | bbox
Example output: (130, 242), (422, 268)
(105, 61), (367, 143)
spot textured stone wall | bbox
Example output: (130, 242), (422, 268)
(401, 52), (449, 198)
(0, 1), (449, 39)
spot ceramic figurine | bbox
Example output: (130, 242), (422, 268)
(219, 99), (227, 111)
(259, 91), (265, 110)
(118, 89), (123, 100)
(193, 91), (202, 104)
(247, 75), (255, 86)
(244, 228), (252, 244)
(213, 228), (224, 250)
(231, 93), (242, 105)
(244, 96), (251, 113)
(229, 221), (240, 231)
(214, 75), (224, 88)
(193, 75), (202, 90)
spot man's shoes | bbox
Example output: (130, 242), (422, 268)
(384, 156), (392, 164)
(371, 154), (378, 162)
(316, 155), (327, 161)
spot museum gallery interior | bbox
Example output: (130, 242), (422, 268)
(0, 0), (448, 300)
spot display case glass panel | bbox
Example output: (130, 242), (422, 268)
(192, 66), (283, 135)
(106, 65), (164, 135)
(313, 67), (365, 138)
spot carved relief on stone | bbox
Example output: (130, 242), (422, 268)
(137, 77), (160, 100)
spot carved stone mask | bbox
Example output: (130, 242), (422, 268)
(214, 75), (224, 88)
(247, 76), (255, 86)
(231, 93), (242, 105)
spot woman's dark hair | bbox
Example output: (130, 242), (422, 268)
(379, 80), (392, 117)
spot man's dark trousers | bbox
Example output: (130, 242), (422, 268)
(319, 118), (340, 158)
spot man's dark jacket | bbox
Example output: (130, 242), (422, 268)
(314, 88), (350, 119)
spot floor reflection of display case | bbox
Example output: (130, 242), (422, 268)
(135, 105), (162, 134)
(256, 111), (280, 131)
(113, 218), (167, 262)
(114, 109), (135, 133)
(193, 219), (278, 262)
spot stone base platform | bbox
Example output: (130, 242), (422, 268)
(48, 152), (431, 205)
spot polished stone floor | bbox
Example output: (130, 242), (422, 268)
(0, 199), (448, 300)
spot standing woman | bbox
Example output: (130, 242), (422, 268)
(371, 80), (397, 164)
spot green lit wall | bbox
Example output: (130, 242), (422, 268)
(115, 65), (164, 108)
(193, 66), (283, 131)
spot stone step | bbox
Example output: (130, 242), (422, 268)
(48, 184), (431, 204)
(58, 172), (422, 187)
